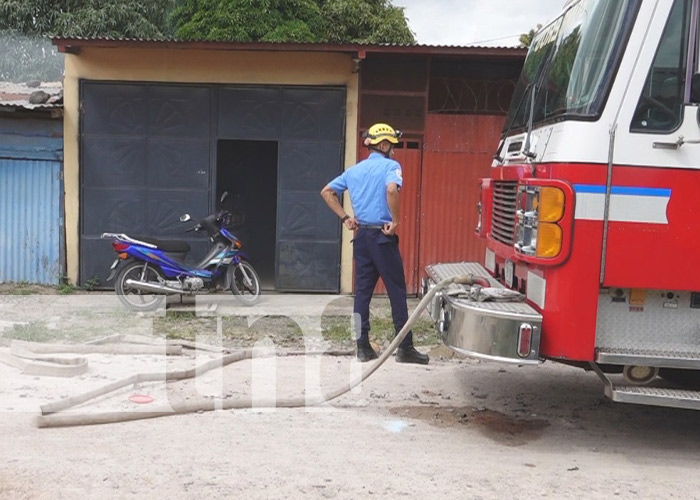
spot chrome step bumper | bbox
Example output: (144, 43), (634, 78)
(607, 386), (700, 410)
(590, 364), (700, 410)
(424, 262), (543, 365)
(596, 348), (700, 370)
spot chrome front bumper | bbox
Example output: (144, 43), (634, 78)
(424, 262), (543, 365)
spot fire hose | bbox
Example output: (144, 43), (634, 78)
(36, 275), (482, 428)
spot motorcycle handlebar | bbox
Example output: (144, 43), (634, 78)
(185, 210), (232, 236)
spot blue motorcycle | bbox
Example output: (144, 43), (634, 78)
(101, 196), (261, 311)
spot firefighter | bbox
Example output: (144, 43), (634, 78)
(320, 123), (429, 365)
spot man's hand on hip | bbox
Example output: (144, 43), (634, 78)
(382, 221), (398, 236)
(344, 217), (358, 230)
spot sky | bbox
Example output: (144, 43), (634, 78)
(392, 0), (566, 47)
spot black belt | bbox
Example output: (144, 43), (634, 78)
(358, 224), (384, 229)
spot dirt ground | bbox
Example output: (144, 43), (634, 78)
(2, 293), (700, 499)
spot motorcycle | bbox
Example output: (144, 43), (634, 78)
(101, 195), (261, 311)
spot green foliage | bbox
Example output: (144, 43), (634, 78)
(0, 0), (414, 47)
(5, 321), (55, 342)
(519, 24), (542, 48)
(57, 276), (77, 295)
(366, 316), (437, 346)
(320, 314), (436, 347)
(7, 285), (33, 295)
(172, 0), (415, 44)
(321, 0), (415, 44)
(0, 31), (64, 82)
(82, 276), (101, 291)
(0, 0), (177, 38)
(0, 0), (176, 81)
(321, 315), (353, 344)
(0, 0), (414, 81)
(171, 0), (324, 42)
(545, 27), (581, 112)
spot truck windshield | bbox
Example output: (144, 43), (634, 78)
(505, 0), (639, 132)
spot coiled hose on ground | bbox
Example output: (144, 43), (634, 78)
(36, 275), (478, 428)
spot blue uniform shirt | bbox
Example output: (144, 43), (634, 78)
(328, 152), (403, 225)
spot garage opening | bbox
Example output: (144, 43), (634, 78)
(217, 140), (278, 289)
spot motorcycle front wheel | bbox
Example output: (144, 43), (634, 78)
(229, 261), (261, 305)
(115, 261), (166, 312)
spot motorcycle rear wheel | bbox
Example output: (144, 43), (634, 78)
(116, 261), (166, 312)
(229, 261), (261, 306)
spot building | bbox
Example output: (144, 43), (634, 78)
(52, 38), (525, 293)
(0, 82), (64, 285)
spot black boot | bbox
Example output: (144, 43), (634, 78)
(356, 340), (378, 363)
(395, 345), (429, 365)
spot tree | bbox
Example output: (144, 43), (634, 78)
(320, 0), (415, 44)
(0, 0), (415, 81)
(171, 0), (416, 44)
(171, 0), (324, 42)
(0, 32), (64, 81)
(0, 0), (177, 38)
(0, 0), (176, 81)
(519, 24), (542, 48)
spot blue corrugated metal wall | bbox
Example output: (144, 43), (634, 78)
(0, 115), (63, 285)
(0, 159), (62, 284)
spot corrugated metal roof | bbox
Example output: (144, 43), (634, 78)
(0, 82), (63, 111)
(52, 37), (526, 58)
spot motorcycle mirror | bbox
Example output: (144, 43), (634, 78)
(220, 191), (229, 204)
(180, 214), (191, 222)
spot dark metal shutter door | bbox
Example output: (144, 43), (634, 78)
(276, 88), (346, 292)
(80, 82), (211, 286)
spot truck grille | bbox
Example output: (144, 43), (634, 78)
(491, 181), (518, 245)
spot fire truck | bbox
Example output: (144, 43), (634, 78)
(423, 0), (700, 409)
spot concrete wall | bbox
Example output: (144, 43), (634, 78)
(63, 47), (359, 293)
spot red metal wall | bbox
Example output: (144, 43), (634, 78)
(358, 115), (506, 295)
(374, 145), (422, 295)
(417, 114), (506, 281)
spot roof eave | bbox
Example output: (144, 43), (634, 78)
(52, 37), (527, 59)
(0, 105), (63, 118)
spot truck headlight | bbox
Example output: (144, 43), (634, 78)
(515, 186), (565, 258)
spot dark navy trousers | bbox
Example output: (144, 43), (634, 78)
(353, 228), (412, 348)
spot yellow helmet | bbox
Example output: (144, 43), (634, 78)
(362, 123), (402, 145)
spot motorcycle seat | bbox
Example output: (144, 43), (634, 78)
(130, 236), (191, 253)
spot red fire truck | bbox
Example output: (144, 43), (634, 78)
(424, 0), (700, 409)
